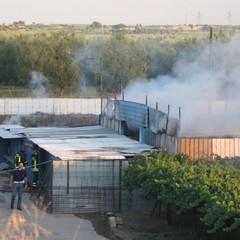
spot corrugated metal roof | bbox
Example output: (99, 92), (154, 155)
(0, 125), (24, 139)
(8, 125), (154, 160)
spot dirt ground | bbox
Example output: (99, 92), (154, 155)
(80, 211), (240, 240)
(76, 211), (200, 240)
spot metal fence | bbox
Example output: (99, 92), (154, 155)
(176, 137), (240, 160)
(49, 159), (155, 214)
(0, 98), (103, 115)
(113, 99), (179, 135)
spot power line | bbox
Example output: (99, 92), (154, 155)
(196, 11), (201, 25)
(226, 11), (232, 26)
(0, 160), (52, 175)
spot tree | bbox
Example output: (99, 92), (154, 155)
(0, 37), (29, 86)
(24, 32), (82, 96)
(89, 21), (102, 29)
(44, 33), (79, 96)
(95, 33), (147, 93)
(145, 36), (199, 78)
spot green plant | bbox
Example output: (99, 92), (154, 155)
(122, 151), (240, 235)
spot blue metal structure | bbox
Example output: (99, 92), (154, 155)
(111, 99), (179, 150)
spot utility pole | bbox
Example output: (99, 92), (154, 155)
(226, 11), (232, 37)
(208, 27), (213, 114)
(227, 11), (232, 27)
(197, 11), (201, 25)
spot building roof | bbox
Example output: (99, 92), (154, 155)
(0, 125), (24, 139)
(6, 125), (154, 160)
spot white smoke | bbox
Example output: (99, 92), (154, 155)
(122, 40), (240, 137)
(3, 115), (22, 125)
(29, 71), (49, 97)
(74, 43), (102, 93)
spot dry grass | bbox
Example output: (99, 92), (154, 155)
(0, 203), (53, 240)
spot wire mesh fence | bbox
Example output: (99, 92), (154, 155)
(45, 159), (155, 214)
(0, 98), (103, 115)
(0, 98), (107, 126)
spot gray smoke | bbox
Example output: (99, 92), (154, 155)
(74, 42), (102, 93)
(3, 115), (22, 125)
(29, 71), (49, 97)
(122, 40), (240, 137)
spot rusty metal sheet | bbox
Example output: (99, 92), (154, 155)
(177, 137), (240, 160)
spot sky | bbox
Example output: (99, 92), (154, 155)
(0, 0), (239, 26)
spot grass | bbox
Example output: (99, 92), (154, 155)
(0, 87), (32, 98)
(0, 86), (105, 98)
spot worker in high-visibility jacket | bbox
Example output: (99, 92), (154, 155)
(14, 147), (27, 168)
(31, 148), (39, 188)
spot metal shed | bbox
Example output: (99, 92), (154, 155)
(7, 125), (155, 213)
(0, 125), (26, 168)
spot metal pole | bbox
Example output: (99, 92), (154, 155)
(67, 160), (69, 194)
(178, 106), (181, 134)
(208, 27), (213, 114)
(112, 160), (115, 211)
(179, 106), (181, 122)
(118, 160), (122, 212)
(166, 104), (170, 132)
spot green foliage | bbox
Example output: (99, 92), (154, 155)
(145, 37), (200, 78)
(0, 26), (237, 96)
(0, 30), (84, 96)
(44, 32), (80, 96)
(89, 21), (102, 29)
(214, 31), (230, 42)
(23, 32), (83, 96)
(122, 151), (240, 234)
(74, 33), (148, 94)
(0, 37), (28, 86)
(94, 33), (147, 93)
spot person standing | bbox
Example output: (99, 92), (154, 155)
(14, 147), (27, 168)
(31, 147), (39, 188)
(10, 162), (28, 210)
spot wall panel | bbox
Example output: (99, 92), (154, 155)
(177, 138), (240, 160)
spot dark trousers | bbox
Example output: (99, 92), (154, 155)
(11, 183), (24, 208)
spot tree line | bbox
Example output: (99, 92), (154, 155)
(0, 28), (229, 97)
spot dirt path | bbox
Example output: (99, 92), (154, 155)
(0, 171), (108, 240)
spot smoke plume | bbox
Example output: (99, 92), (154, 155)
(3, 115), (22, 125)
(74, 43), (102, 93)
(29, 71), (49, 97)
(122, 40), (240, 137)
